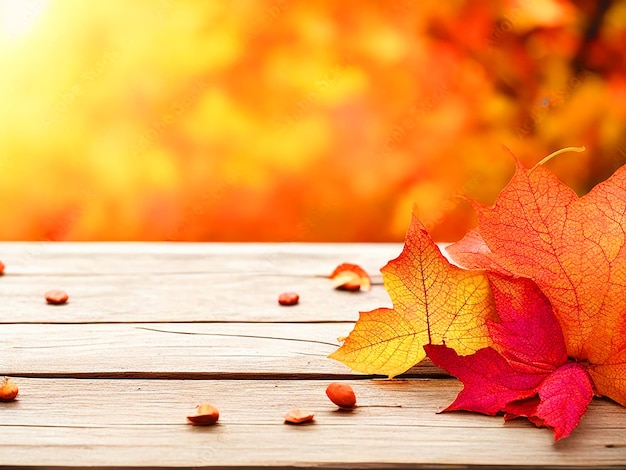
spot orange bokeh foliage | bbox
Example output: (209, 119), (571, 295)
(0, 0), (625, 241)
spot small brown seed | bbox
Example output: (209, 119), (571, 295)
(0, 260), (4, 275)
(278, 292), (299, 306)
(326, 382), (356, 409)
(0, 377), (18, 401)
(284, 409), (315, 424)
(187, 403), (219, 425)
(45, 289), (69, 305)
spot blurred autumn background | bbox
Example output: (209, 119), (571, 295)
(0, 0), (625, 242)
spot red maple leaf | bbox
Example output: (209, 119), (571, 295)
(447, 157), (626, 406)
(425, 273), (594, 440)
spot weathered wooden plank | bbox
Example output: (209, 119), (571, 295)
(0, 322), (444, 378)
(0, 242), (402, 276)
(0, 242), (404, 323)
(1, 378), (624, 468)
(0, 273), (391, 323)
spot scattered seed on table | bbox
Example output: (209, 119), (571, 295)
(0, 377), (18, 401)
(187, 403), (220, 425)
(326, 382), (357, 409)
(284, 409), (315, 424)
(45, 289), (69, 305)
(278, 292), (299, 306)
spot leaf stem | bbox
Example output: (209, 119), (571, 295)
(530, 146), (586, 173)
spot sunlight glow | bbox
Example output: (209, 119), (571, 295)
(0, 0), (48, 42)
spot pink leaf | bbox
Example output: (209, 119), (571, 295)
(487, 273), (567, 373)
(424, 344), (544, 416)
(535, 362), (594, 440)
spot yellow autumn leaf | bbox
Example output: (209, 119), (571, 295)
(329, 211), (495, 377)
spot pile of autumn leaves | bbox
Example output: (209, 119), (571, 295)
(331, 154), (626, 441)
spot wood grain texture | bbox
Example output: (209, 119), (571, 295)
(1, 378), (625, 468)
(0, 243), (398, 323)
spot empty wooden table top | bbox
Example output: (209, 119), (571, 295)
(0, 243), (625, 469)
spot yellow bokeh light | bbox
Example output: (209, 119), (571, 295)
(0, 0), (48, 42)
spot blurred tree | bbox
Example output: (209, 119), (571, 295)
(0, 0), (624, 242)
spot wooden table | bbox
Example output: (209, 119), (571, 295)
(1, 243), (625, 469)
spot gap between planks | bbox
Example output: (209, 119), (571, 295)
(6, 369), (450, 381)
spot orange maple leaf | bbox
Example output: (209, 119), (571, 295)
(329, 212), (495, 377)
(448, 157), (626, 405)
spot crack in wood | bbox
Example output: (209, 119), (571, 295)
(134, 326), (341, 347)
